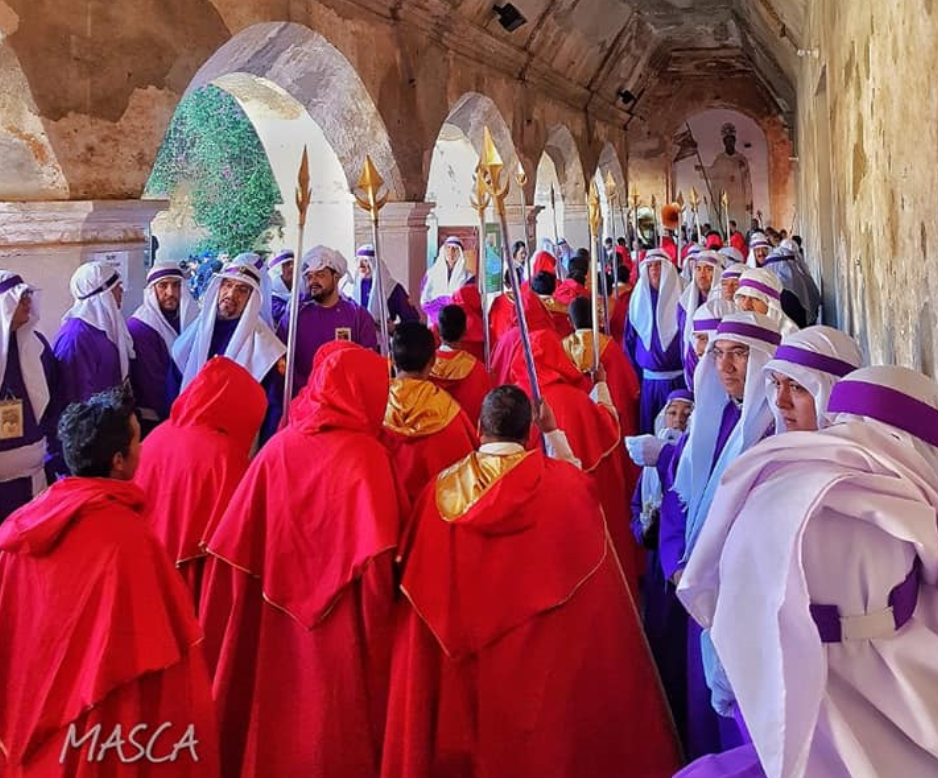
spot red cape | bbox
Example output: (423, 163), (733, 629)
(382, 450), (681, 778)
(134, 357), (267, 610)
(488, 293), (515, 343)
(730, 230), (747, 254)
(200, 343), (405, 778)
(429, 348), (491, 426)
(449, 286), (486, 363)
(608, 285), (633, 345)
(380, 379), (478, 506)
(553, 278), (589, 306)
(0, 478), (218, 777)
(488, 289), (558, 386)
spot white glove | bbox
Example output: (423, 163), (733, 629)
(625, 434), (665, 467)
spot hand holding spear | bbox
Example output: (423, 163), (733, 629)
(283, 147), (312, 423)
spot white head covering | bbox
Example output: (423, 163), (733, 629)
(763, 243), (821, 323)
(0, 271), (49, 420)
(719, 246), (745, 266)
(710, 261), (747, 302)
(735, 267), (799, 335)
(268, 250), (294, 305)
(746, 231), (772, 267)
(64, 261), (134, 379)
(674, 311), (781, 560)
(232, 252), (274, 327)
(679, 251), (724, 348)
(172, 254), (285, 389)
(352, 244), (395, 320)
(628, 248), (684, 351)
(681, 243), (702, 281)
(640, 391), (694, 529)
(420, 236), (471, 309)
(689, 298), (736, 350)
(764, 326), (863, 433)
(130, 263), (196, 351)
(678, 365), (938, 778)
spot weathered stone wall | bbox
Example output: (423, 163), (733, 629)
(795, 0), (938, 377)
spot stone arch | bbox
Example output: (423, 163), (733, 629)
(441, 92), (521, 173)
(534, 125), (589, 249)
(594, 142), (628, 240)
(541, 125), (587, 205)
(185, 21), (405, 200)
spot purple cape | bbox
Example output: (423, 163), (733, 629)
(52, 318), (122, 408)
(128, 315), (178, 426)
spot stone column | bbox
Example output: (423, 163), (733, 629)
(0, 199), (168, 325)
(563, 204), (591, 252)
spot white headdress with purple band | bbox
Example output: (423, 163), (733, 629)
(130, 263), (197, 351)
(628, 248), (684, 351)
(0, 271), (49, 421)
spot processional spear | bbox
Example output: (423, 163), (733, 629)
(587, 182), (605, 371)
(549, 183), (564, 280)
(689, 187), (703, 246)
(514, 162), (532, 280)
(283, 147), (312, 423)
(721, 190), (731, 241)
(604, 172), (620, 293)
(478, 127), (541, 404)
(629, 184), (641, 260)
(353, 156), (392, 359)
(471, 166), (493, 372)
(588, 182), (610, 335)
(676, 190), (685, 269)
(651, 194), (661, 249)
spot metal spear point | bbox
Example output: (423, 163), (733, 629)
(650, 194), (661, 248)
(514, 161), (532, 280)
(689, 186), (702, 246)
(629, 184), (640, 259)
(587, 181), (604, 372)
(676, 190), (685, 269)
(478, 126), (541, 406)
(720, 190), (730, 240)
(283, 146), (312, 423)
(471, 164), (493, 371)
(353, 155), (391, 358)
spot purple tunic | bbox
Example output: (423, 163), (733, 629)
(276, 296), (378, 396)
(624, 288), (687, 433)
(360, 280), (420, 323)
(128, 314), (178, 427)
(271, 294), (289, 332)
(52, 318), (122, 408)
(674, 744), (764, 778)
(0, 331), (57, 522)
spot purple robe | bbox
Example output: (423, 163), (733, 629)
(360, 280), (420, 323)
(276, 296), (378, 396)
(127, 314), (178, 429)
(624, 288), (687, 433)
(674, 744), (763, 778)
(0, 331), (57, 522)
(271, 294), (289, 332)
(52, 318), (122, 408)
(684, 345), (700, 390)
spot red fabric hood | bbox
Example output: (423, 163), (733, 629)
(510, 328), (587, 396)
(452, 285), (485, 345)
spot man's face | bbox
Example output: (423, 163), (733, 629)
(694, 332), (710, 357)
(111, 415), (142, 481)
(217, 279), (253, 320)
(665, 401), (692, 432)
(736, 294), (769, 315)
(358, 259), (372, 280)
(111, 282), (124, 309)
(721, 277), (740, 301)
(154, 279), (180, 314)
(754, 246), (770, 266)
(713, 338), (749, 400)
(771, 371), (817, 431)
(647, 261), (663, 290)
(514, 244), (528, 264)
(280, 260), (294, 291)
(307, 267), (337, 303)
(11, 292), (31, 331)
(444, 245), (459, 267)
(694, 263), (714, 294)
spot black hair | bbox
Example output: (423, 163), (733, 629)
(58, 384), (136, 477)
(568, 295), (592, 330)
(512, 241), (526, 257)
(438, 304), (467, 344)
(792, 235), (803, 248)
(530, 271), (556, 295)
(568, 256), (589, 284)
(480, 385), (532, 442)
(616, 237), (627, 247)
(391, 321), (437, 373)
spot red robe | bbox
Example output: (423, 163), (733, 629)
(199, 343), (405, 778)
(134, 357), (267, 612)
(489, 289), (557, 386)
(730, 230), (747, 255)
(553, 277), (589, 306)
(488, 293), (515, 343)
(380, 378), (478, 506)
(608, 285), (633, 345)
(512, 330), (639, 589)
(449, 286), (486, 363)
(381, 449), (681, 778)
(429, 348), (491, 426)
(0, 478), (219, 777)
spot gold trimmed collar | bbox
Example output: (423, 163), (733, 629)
(384, 378), (462, 437)
(435, 449), (533, 521)
(561, 330), (611, 373)
(430, 349), (479, 382)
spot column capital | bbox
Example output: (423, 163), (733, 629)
(0, 199), (168, 247)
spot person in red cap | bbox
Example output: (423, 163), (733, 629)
(429, 305), (491, 426)
(511, 329), (638, 588)
(445, 285), (485, 362)
(381, 322), (477, 506)
(0, 386), (219, 776)
(488, 286), (557, 386)
(199, 341), (405, 778)
(134, 356), (267, 613)
(381, 383), (681, 778)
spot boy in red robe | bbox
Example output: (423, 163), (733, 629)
(134, 356), (267, 612)
(381, 322), (478, 506)
(381, 385), (681, 778)
(199, 342), (405, 778)
(429, 305), (491, 426)
(529, 270), (573, 339)
(488, 287), (556, 386)
(0, 386), (219, 777)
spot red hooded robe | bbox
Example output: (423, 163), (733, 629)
(429, 348), (491, 426)
(381, 448), (681, 778)
(134, 357), (267, 612)
(199, 342), (405, 778)
(488, 288), (557, 386)
(0, 479), (219, 777)
(447, 286), (486, 363)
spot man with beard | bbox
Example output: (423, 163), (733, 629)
(277, 246), (377, 397)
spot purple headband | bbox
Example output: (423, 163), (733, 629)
(147, 267), (183, 285)
(444, 237), (463, 249)
(828, 380), (938, 449)
(0, 275), (25, 295)
(356, 246), (376, 258)
(222, 264), (261, 285)
(738, 278), (781, 300)
(77, 272), (120, 300)
(722, 269), (743, 279)
(773, 345), (858, 378)
(693, 318), (722, 332)
(716, 320), (782, 346)
(269, 251), (294, 269)
(667, 389), (695, 404)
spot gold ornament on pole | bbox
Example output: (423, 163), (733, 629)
(283, 146), (312, 422)
(720, 190), (730, 240)
(471, 165), (493, 371)
(587, 181), (605, 372)
(514, 161), (532, 280)
(629, 184), (641, 259)
(604, 172), (620, 293)
(689, 186), (703, 246)
(353, 155), (392, 358)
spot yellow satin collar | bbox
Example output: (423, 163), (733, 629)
(384, 378), (462, 437)
(561, 330), (611, 373)
(430, 350), (478, 382)
(539, 295), (569, 316)
(436, 450), (532, 521)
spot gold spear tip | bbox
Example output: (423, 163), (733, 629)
(297, 147), (310, 190)
(357, 155), (385, 194)
(677, 191), (685, 207)
(720, 190), (729, 206)
(479, 127), (504, 171)
(604, 171), (617, 197)
(587, 181), (602, 232)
